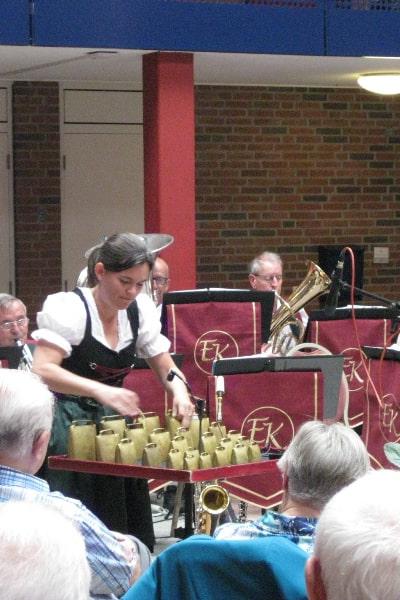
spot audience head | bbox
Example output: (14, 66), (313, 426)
(0, 369), (54, 473)
(152, 256), (170, 306)
(0, 501), (90, 600)
(248, 251), (283, 293)
(277, 420), (370, 512)
(307, 469), (400, 600)
(0, 294), (29, 347)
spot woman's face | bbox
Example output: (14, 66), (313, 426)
(95, 262), (150, 310)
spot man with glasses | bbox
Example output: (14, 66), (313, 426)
(248, 251), (284, 295)
(0, 293), (32, 369)
(152, 257), (170, 318)
(248, 252), (307, 355)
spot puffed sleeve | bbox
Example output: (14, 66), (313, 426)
(135, 293), (170, 358)
(32, 291), (87, 357)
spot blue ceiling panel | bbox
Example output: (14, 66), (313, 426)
(0, 0), (30, 45)
(327, 4), (400, 57)
(32, 0), (325, 55)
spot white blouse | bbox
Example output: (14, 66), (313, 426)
(32, 287), (170, 359)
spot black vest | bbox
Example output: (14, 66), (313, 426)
(62, 288), (139, 387)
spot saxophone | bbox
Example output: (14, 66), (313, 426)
(195, 483), (230, 535)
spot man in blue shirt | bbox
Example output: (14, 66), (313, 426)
(214, 420), (370, 553)
(0, 368), (151, 600)
(123, 421), (370, 600)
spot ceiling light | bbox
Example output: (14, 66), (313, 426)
(357, 73), (400, 95)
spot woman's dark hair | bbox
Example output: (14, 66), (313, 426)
(87, 233), (154, 287)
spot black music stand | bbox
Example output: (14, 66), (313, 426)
(310, 305), (399, 322)
(131, 354), (184, 370)
(362, 346), (400, 361)
(212, 354), (344, 420)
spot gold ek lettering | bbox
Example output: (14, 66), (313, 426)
(247, 417), (284, 448)
(198, 339), (230, 362)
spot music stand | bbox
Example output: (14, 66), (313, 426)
(212, 354), (344, 420)
(162, 288), (274, 344)
(309, 306), (399, 322)
(131, 354), (184, 370)
(362, 346), (400, 361)
(0, 346), (23, 369)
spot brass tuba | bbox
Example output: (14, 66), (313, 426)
(269, 261), (331, 354)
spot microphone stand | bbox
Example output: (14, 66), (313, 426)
(337, 281), (400, 333)
(167, 369), (208, 538)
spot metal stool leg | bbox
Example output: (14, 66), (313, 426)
(170, 482), (185, 536)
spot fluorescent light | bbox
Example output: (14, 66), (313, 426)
(357, 73), (400, 95)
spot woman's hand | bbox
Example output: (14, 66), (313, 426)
(32, 343), (140, 416)
(93, 386), (140, 417)
(146, 352), (195, 427)
(172, 394), (195, 429)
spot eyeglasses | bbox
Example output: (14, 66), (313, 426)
(0, 317), (29, 331)
(254, 274), (282, 283)
(152, 276), (169, 286)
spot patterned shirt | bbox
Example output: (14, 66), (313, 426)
(214, 510), (317, 554)
(0, 466), (133, 599)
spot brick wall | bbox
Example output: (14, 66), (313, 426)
(13, 81), (61, 325)
(10, 82), (400, 322)
(195, 86), (400, 303)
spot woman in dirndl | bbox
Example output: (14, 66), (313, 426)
(32, 232), (193, 550)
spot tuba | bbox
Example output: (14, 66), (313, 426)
(269, 261), (331, 355)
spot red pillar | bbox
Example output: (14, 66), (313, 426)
(143, 52), (196, 291)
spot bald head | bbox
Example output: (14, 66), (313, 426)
(152, 257), (170, 306)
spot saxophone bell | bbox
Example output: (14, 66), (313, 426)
(199, 484), (230, 515)
(196, 483), (230, 535)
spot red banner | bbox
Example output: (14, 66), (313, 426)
(208, 371), (324, 507)
(307, 318), (390, 427)
(362, 357), (400, 470)
(166, 301), (263, 399)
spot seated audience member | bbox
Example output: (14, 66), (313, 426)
(248, 251), (308, 355)
(306, 469), (400, 600)
(122, 533), (309, 600)
(0, 501), (90, 600)
(0, 293), (32, 369)
(0, 369), (151, 600)
(214, 420), (370, 552)
(122, 422), (370, 600)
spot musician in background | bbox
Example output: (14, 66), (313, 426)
(248, 251), (308, 355)
(0, 293), (32, 369)
(151, 256), (170, 318)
